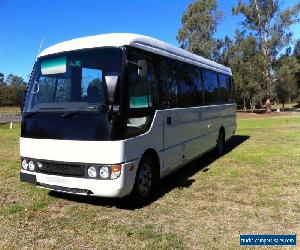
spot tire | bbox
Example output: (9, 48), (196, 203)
(215, 129), (225, 156)
(130, 156), (158, 205)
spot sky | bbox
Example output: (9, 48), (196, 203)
(0, 0), (299, 80)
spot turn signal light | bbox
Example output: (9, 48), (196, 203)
(111, 164), (121, 179)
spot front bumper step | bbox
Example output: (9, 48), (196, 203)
(20, 172), (37, 184)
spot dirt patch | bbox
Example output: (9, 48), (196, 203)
(237, 111), (300, 119)
(0, 114), (21, 124)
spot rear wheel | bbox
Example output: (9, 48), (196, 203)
(216, 129), (225, 156)
(131, 157), (158, 205)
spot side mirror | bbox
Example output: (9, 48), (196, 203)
(104, 75), (119, 105)
(138, 60), (147, 77)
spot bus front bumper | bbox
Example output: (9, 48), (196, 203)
(20, 161), (138, 198)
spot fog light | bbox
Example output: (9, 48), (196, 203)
(28, 161), (35, 171)
(111, 165), (121, 179)
(99, 166), (109, 179)
(88, 166), (97, 178)
(21, 159), (28, 170)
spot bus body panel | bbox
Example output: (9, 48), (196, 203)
(123, 111), (164, 165)
(121, 104), (236, 178)
(160, 104), (236, 174)
(20, 137), (126, 164)
(20, 104), (236, 197)
(20, 160), (138, 197)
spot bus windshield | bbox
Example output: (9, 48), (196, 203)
(24, 48), (122, 113)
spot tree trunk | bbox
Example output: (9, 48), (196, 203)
(260, 98), (263, 108)
(243, 97), (246, 112)
(250, 98), (255, 113)
(266, 98), (271, 113)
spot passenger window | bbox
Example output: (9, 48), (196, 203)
(176, 63), (197, 107)
(128, 53), (156, 109)
(219, 74), (227, 104)
(157, 57), (177, 108)
(126, 51), (157, 137)
(193, 67), (204, 105)
(203, 69), (219, 105)
(230, 76), (235, 103)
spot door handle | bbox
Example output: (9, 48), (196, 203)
(167, 116), (172, 125)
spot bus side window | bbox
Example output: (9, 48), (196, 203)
(219, 74), (227, 104)
(176, 63), (197, 107)
(128, 53), (156, 109)
(203, 69), (219, 105)
(230, 76), (235, 103)
(157, 57), (177, 108)
(126, 51), (157, 137)
(193, 67), (204, 106)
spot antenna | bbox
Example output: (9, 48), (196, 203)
(36, 36), (45, 60)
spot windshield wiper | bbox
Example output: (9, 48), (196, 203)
(23, 107), (65, 118)
(62, 106), (102, 118)
(23, 111), (39, 118)
(61, 110), (82, 118)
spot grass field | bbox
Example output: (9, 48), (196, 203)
(0, 115), (299, 249)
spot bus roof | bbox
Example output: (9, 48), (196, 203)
(39, 33), (232, 75)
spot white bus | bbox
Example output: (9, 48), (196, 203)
(20, 33), (236, 203)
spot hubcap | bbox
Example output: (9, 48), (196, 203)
(137, 163), (152, 197)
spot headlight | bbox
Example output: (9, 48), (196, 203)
(87, 166), (97, 178)
(21, 159), (28, 170)
(28, 160), (35, 171)
(99, 166), (109, 179)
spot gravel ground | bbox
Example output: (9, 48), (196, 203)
(0, 114), (21, 124)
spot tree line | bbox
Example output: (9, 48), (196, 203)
(177, 0), (300, 111)
(0, 73), (27, 106)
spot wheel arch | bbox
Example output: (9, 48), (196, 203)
(219, 126), (225, 138)
(139, 148), (161, 178)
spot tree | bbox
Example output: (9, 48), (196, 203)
(275, 54), (300, 108)
(294, 40), (300, 96)
(293, 39), (300, 59)
(177, 0), (223, 60)
(0, 73), (4, 84)
(6, 74), (27, 86)
(233, 0), (300, 112)
(226, 30), (265, 111)
(0, 74), (27, 106)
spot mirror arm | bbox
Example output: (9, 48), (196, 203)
(126, 60), (142, 70)
(107, 104), (120, 122)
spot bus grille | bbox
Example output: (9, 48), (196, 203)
(37, 162), (85, 177)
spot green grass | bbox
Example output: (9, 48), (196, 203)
(0, 115), (299, 249)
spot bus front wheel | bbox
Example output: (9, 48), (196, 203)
(216, 129), (225, 156)
(130, 156), (158, 205)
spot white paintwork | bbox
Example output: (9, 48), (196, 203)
(20, 160), (138, 197)
(39, 33), (231, 75)
(20, 137), (125, 164)
(20, 105), (236, 197)
(123, 104), (236, 178)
